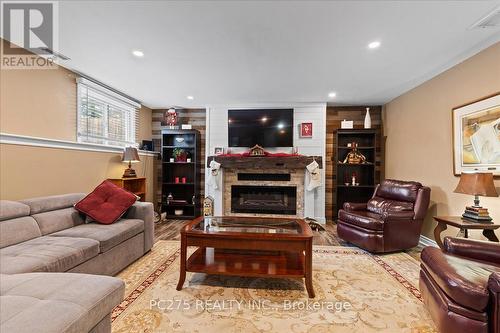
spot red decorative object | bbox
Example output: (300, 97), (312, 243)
(165, 108), (177, 127)
(300, 122), (313, 138)
(182, 177), (187, 184)
(74, 180), (137, 224)
(175, 177), (180, 184)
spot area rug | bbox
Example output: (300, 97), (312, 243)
(112, 241), (436, 333)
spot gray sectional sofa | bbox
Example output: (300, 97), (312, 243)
(0, 193), (155, 333)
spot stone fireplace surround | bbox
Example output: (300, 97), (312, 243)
(207, 155), (323, 219)
(224, 168), (305, 218)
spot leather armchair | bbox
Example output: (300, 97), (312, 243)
(420, 237), (500, 333)
(337, 179), (431, 253)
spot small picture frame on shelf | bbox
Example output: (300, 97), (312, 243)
(300, 122), (313, 138)
(214, 147), (224, 155)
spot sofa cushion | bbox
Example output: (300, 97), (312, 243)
(75, 181), (137, 224)
(20, 193), (86, 214)
(50, 218), (144, 253)
(31, 207), (85, 235)
(0, 200), (30, 221)
(0, 272), (124, 333)
(421, 246), (499, 312)
(376, 179), (422, 202)
(0, 236), (99, 274)
(338, 209), (384, 231)
(367, 196), (414, 215)
(0, 216), (42, 249)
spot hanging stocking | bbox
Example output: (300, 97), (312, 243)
(208, 160), (221, 190)
(306, 160), (321, 191)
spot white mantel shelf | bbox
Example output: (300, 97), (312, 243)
(206, 155), (323, 169)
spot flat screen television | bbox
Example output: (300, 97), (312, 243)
(228, 109), (294, 147)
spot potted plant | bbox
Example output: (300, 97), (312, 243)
(172, 148), (187, 162)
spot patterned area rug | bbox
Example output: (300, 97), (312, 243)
(112, 241), (436, 333)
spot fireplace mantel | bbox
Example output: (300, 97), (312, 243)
(207, 155), (323, 169)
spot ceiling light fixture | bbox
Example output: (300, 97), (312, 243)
(277, 123), (284, 129)
(368, 41), (381, 49)
(186, 95), (194, 100)
(328, 92), (336, 98)
(262, 117), (268, 122)
(132, 50), (144, 57)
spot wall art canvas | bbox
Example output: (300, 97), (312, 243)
(300, 122), (313, 138)
(453, 93), (500, 176)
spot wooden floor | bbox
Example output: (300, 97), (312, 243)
(154, 219), (423, 260)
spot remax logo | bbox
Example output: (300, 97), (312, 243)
(1, 1), (58, 55)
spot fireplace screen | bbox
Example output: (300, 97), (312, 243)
(231, 185), (297, 215)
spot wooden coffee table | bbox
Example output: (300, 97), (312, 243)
(176, 216), (315, 298)
(433, 216), (500, 249)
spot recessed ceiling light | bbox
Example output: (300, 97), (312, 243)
(368, 41), (381, 49)
(132, 50), (144, 57)
(277, 123), (284, 129)
(261, 117), (268, 122)
(186, 95), (194, 100)
(328, 92), (336, 98)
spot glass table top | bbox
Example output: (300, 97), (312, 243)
(193, 217), (301, 234)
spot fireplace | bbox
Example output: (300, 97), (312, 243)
(231, 185), (297, 215)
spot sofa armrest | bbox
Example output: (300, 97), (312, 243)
(444, 237), (500, 264)
(490, 272), (500, 293)
(124, 201), (154, 253)
(489, 272), (500, 333)
(381, 210), (415, 221)
(343, 202), (367, 212)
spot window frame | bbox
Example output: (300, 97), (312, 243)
(76, 77), (140, 148)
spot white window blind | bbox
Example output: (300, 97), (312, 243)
(77, 78), (140, 147)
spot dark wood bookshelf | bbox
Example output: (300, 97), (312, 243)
(161, 129), (201, 219)
(334, 129), (378, 218)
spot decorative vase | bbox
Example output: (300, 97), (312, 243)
(364, 107), (371, 129)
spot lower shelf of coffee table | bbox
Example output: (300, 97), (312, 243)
(186, 247), (305, 278)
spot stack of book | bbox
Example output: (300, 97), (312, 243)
(462, 206), (492, 222)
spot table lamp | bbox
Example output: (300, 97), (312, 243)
(454, 172), (498, 222)
(122, 147), (140, 178)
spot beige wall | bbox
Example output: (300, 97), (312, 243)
(0, 144), (155, 202)
(0, 39), (154, 202)
(384, 42), (500, 241)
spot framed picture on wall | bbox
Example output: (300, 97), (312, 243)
(300, 122), (313, 138)
(452, 93), (500, 176)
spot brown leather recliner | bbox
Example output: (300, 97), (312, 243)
(337, 179), (431, 253)
(420, 237), (500, 333)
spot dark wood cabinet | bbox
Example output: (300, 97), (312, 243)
(161, 129), (201, 219)
(334, 129), (378, 218)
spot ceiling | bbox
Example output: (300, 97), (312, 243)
(53, 1), (500, 107)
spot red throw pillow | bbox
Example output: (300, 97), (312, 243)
(75, 180), (137, 224)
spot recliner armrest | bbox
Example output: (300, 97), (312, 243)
(343, 202), (367, 212)
(444, 237), (500, 264)
(124, 201), (154, 253)
(490, 272), (500, 293)
(381, 210), (415, 221)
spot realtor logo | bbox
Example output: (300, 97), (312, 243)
(1, 1), (59, 69)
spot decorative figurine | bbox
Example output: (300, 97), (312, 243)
(343, 142), (367, 164)
(166, 193), (173, 205)
(165, 108), (177, 128)
(249, 144), (266, 156)
(203, 196), (214, 216)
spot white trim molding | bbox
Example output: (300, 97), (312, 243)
(419, 235), (438, 248)
(0, 133), (157, 157)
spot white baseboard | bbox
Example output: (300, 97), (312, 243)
(419, 235), (438, 248)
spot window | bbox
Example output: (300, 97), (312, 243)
(77, 78), (140, 147)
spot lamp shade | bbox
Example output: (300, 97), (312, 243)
(122, 147), (140, 163)
(454, 172), (498, 197)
